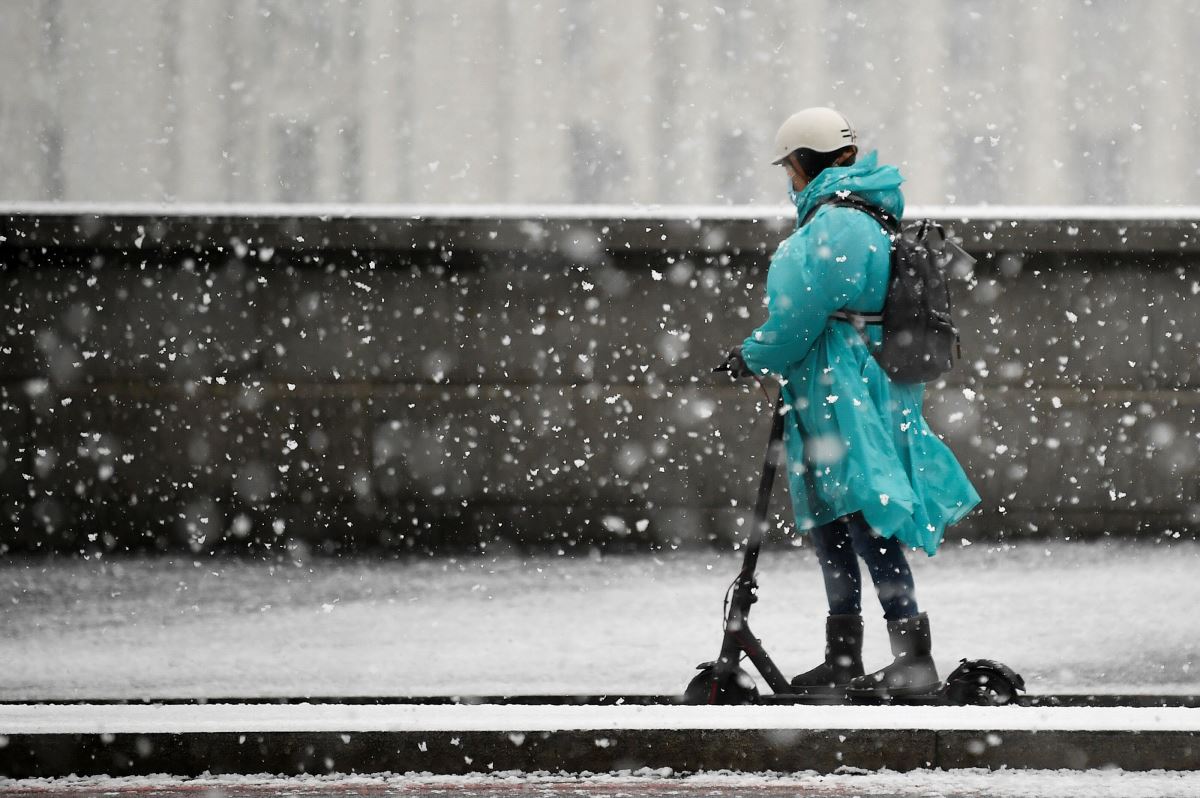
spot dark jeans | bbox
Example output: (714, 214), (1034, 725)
(809, 512), (919, 621)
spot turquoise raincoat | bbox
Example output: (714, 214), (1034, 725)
(740, 151), (979, 555)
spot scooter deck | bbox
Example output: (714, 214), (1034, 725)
(754, 692), (959, 706)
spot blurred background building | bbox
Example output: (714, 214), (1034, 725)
(1, 0), (1197, 208)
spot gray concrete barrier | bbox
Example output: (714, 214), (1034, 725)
(7, 728), (1197, 777)
(2, 207), (1199, 553)
(4, 699), (1200, 776)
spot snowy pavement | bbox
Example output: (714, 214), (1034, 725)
(4, 770), (1200, 798)
(2, 540), (1199, 700)
(4, 702), (1200, 734)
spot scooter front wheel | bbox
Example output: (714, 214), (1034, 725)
(683, 662), (760, 705)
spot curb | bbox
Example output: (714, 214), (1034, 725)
(4, 703), (1200, 777)
(3, 729), (1200, 777)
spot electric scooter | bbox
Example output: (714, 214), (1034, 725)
(683, 379), (1024, 706)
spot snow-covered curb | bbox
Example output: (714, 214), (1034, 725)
(2, 768), (1200, 798)
(3, 703), (1200, 735)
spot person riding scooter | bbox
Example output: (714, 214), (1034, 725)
(722, 107), (981, 700)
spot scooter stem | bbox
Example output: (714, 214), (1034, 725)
(739, 388), (787, 580)
(713, 386), (795, 696)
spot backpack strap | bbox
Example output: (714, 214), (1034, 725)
(830, 309), (884, 326)
(800, 193), (898, 344)
(799, 192), (901, 233)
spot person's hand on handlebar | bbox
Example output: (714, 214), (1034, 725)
(714, 345), (755, 379)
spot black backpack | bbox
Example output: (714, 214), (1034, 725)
(800, 193), (971, 384)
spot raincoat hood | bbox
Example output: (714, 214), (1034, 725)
(791, 150), (905, 225)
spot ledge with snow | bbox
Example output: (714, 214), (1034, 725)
(1, 703), (1198, 776)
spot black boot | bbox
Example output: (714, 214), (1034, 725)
(790, 614), (864, 694)
(845, 613), (940, 700)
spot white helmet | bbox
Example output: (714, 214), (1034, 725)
(772, 107), (857, 164)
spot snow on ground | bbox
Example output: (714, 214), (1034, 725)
(1, 540), (1197, 700)
(3, 769), (1200, 798)
(4, 702), (1200, 735)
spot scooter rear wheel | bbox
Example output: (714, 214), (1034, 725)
(683, 663), (760, 705)
(943, 667), (1020, 706)
(941, 659), (1025, 706)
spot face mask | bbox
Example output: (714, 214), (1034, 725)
(787, 177), (800, 207)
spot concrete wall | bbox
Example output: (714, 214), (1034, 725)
(2, 208), (1199, 555)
